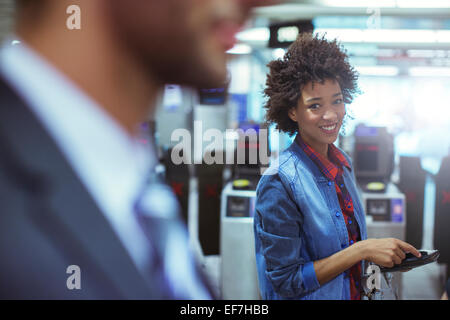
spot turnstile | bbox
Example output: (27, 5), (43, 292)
(220, 182), (259, 300)
(361, 182), (407, 299)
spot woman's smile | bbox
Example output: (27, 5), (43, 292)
(319, 122), (339, 134)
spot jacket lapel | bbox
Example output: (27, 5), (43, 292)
(0, 78), (157, 298)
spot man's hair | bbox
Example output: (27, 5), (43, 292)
(16, 0), (34, 10)
(15, 0), (49, 27)
(15, 0), (47, 13)
(263, 33), (359, 136)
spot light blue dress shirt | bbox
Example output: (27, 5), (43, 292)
(0, 38), (210, 299)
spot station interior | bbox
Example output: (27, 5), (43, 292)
(1, 0), (450, 300)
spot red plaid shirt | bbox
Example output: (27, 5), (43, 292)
(296, 135), (362, 300)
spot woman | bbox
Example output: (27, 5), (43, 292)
(254, 33), (420, 300)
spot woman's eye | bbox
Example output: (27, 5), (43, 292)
(308, 104), (320, 110)
(334, 99), (344, 105)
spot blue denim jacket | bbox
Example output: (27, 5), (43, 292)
(254, 140), (368, 300)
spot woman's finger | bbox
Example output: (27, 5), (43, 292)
(394, 247), (406, 260)
(398, 240), (421, 257)
(392, 253), (403, 265)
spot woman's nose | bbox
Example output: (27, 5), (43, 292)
(322, 108), (338, 121)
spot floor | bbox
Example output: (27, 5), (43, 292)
(402, 260), (446, 299)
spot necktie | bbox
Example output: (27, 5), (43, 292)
(133, 171), (212, 299)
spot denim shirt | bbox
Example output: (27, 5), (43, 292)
(254, 140), (368, 300)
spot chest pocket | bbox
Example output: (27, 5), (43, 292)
(291, 174), (345, 260)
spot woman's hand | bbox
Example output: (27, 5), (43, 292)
(313, 238), (420, 286)
(357, 238), (421, 268)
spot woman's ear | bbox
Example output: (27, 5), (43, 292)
(288, 107), (297, 122)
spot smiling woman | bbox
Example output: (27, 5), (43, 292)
(264, 33), (359, 137)
(253, 33), (421, 300)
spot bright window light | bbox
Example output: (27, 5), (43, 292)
(272, 48), (286, 60)
(411, 80), (450, 126)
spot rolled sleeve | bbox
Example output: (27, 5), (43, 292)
(254, 173), (321, 298)
(302, 261), (320, 292)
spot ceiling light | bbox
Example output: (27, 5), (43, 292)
(396, 0), (450, 8)
(436, 30), (450, 43)
(409, 67), (450, 77)
(356, 66), (399, 76)
(317, 28), (450, 44)
(226, 44), (252, 55)
(237, 27), (450, 46)
(320, 0), (450, 8)
(315, 28), (364, 43)
(320, 0), (395, 8)
(407, 50), (438, 58)
(236, 28), (269, 42)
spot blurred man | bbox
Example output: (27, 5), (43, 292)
(0, 0), (278, 299)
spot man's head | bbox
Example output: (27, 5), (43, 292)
(15, 0), (276, 88)
(106, 0), (245, 88)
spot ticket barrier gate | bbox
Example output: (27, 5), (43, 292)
(220, 182), (259, 300)
(397, 156), (426, 250)
(360, 182), (406, 299)
(434, 156), (450, 278)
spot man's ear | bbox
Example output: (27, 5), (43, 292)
(288, 107), (297, 122)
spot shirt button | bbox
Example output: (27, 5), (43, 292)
(350, 240), (354, 245)
(328, 181), (333, 186)
(340, 184), (344, 188)
(349, 219), (352, 224)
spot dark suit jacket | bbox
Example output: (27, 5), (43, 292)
(0, 76), (213, 299)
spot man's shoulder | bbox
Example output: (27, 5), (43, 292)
(0, 73), (19, 102)
(0, 73), (29, 121)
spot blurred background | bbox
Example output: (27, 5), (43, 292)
(1, 0), (449, 300)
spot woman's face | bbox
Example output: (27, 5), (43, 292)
(288, 79), (346, 156)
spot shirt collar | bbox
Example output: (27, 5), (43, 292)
(295, 134), (350, 181)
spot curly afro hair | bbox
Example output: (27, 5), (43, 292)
(264, 33), (359, 136)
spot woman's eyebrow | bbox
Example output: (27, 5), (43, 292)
(305, 92), (342, 103)
(305, 97), (322, 103)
